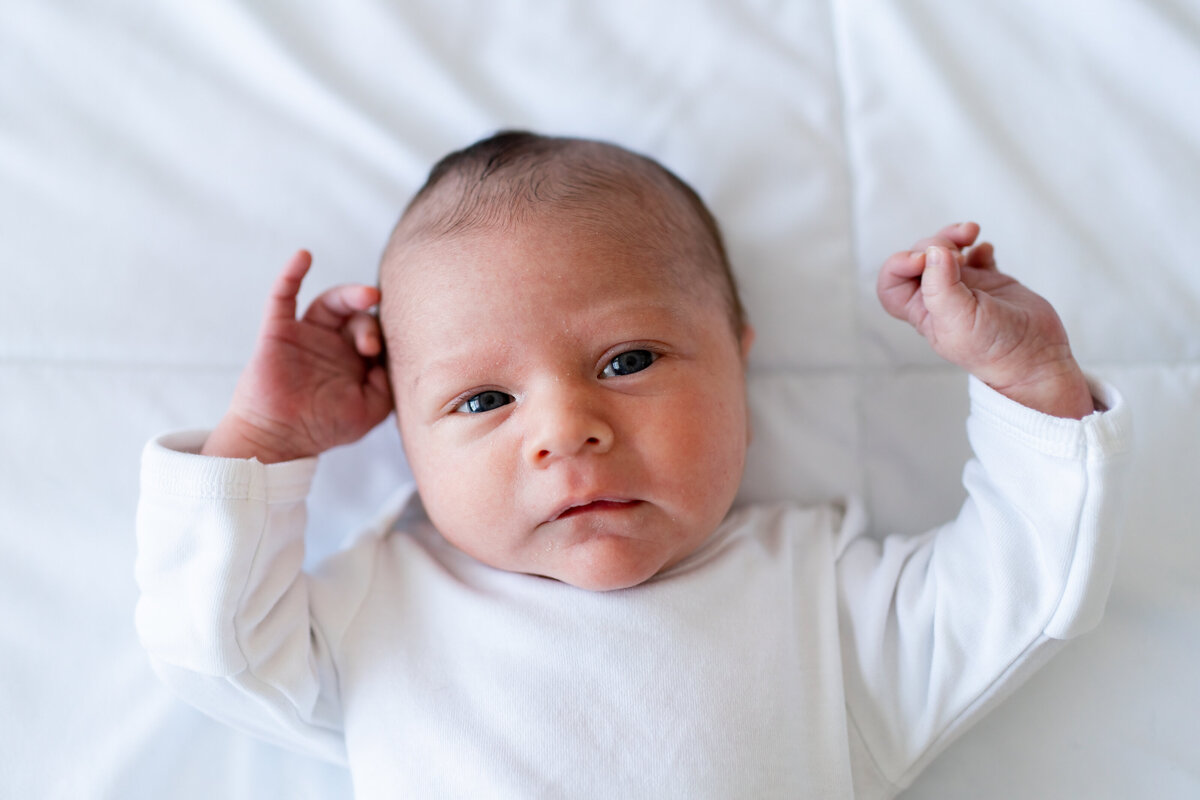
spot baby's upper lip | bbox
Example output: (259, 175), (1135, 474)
(546, 496), (641, 523)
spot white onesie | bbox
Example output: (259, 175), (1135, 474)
(135, 377), (1130, 799)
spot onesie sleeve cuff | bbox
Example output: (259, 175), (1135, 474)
(966, 375), (1132, 461)
(136, 431), (319, 677)
(141, 430), (318, 503)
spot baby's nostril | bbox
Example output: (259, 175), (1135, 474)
(586, 437), (599, 445)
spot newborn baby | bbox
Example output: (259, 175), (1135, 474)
(136, 131), (1129, 798)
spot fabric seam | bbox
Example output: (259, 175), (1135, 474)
(826, 0), (870, 509)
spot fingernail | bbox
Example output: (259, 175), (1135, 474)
(925, 246), (943, 264)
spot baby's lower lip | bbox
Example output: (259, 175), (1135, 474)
(555, 500), (641, 520)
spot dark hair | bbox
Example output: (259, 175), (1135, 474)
(388, 130), (746, 332)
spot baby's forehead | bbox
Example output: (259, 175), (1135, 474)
(378, 137), (743, 337)
(384, 217), (700, 316)
(383, 170), (709, 274)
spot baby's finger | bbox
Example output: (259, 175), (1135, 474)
(932, 221), (980, 249)
(881, 248), (926, 280)
(964, 241), (996, 270)
(344, 311), (383, 357)
(909, 222), (980, 255)
(876, 250), (924, 319)
(263, 250), (313, 323)
(908, 237), (960, 266)
(920, 245), (976, 322)
(303, 284), (382, 330)
(365, 365), (394, 413)
(943, 221), (980, 248)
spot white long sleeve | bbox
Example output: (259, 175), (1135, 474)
(835, 376), (1131, 794)
(134, 433), (361, 763)
(134, 377), (1130, 798)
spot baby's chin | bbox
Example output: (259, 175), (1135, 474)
(440, 513), (715, 592)
(523, 537), (694, 592)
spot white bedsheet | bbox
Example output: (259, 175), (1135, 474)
(2, 1), (1197, 797)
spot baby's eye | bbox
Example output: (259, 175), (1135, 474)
(601, 349), (657, 378)
(455, 390), (513, 414)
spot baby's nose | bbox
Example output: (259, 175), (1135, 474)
(524, 386), (613, 467)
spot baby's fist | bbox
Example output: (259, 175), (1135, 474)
(202, 251), (394, 463)
(878, 223), (1094, 419)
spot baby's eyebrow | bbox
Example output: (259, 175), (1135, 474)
(406, 359), (461, 392)
(405, 348), (513, 394)
(400, 300), (692, 395)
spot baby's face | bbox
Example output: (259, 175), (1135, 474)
(381, 210), (752, 591)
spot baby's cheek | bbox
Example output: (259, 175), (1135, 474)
(659, 396), (746, 503)
(406, 443), (466, 521)
(421, 438), (524, 557)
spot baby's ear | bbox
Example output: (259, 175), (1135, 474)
(739, 324), (756, 362)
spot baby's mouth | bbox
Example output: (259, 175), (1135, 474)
(549, 499), (641, 522)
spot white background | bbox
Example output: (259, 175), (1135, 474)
(2, 1), (1197, 796)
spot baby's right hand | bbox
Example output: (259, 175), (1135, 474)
(201, 251), (394, 463)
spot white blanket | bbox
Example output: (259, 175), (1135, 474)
(2, 2), (1197, 797)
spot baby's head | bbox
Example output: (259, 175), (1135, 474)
(379, 132), (754, 591)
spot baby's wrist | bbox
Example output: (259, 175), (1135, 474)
(983, 357), (1095, 419)
(200, 412), (319, 463)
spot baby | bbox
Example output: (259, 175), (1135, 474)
(136, 132), (1130, 798)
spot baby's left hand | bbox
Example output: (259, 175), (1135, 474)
(878, 222), (1095, 419)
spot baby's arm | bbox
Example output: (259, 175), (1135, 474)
(877, 222), (1095, 419)
(135, 252), (392, 760)
(837, 382), (1129, 792)
(203, 250), (393, 462)
(836, 229), (1130, 791)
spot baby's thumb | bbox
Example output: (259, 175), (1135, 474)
(921, 246), (974, 320)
